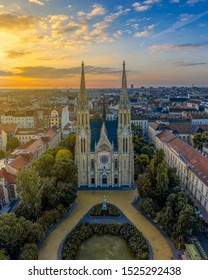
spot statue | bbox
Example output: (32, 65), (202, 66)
(101, 194), (108, 214)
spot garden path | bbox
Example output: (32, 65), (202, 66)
(39, 190), (172, 260)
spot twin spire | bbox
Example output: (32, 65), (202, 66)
(79, 61), (128, 100)
(79, 61), (87, 99)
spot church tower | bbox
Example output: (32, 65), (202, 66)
(118, 61), (134, 186)
(76, 62), (90, 187)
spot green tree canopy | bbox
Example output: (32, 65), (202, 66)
(55, 149), (72, 161)
(52, 158), (78, 185)
(0, 149), (5, 159)
(193, 133), (203, 150)
(131, 124), (143, 137)
(59, 133), (76, 156)
(32, 154), (55, 177)
(0, 249), (7, 260)
(156, 160), (169, 204)
(156, 207), (175, 235)
(175, 204), (199, 241)
(167, 167), (180, 190)
(139, 197), (154, 215)
(16, 166), (43, 220)
(6, 137), (20, 151)
(0, 214), (44, 259)
(19, 243), (38, 260)
(44, 147), (62, 158)
(154, 149), (165, 169)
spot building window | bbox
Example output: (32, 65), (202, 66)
(81, 138), (85, 153)
(91, 159), (94, 170)
(114, 177), (118, 185)
(102, 176), (107, 185)
(115, 159), (118, 170)
(91, 177), (95, 185)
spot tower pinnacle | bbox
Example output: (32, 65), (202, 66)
(121, 60), (128, 95)
(79, 61), (87, 99)
(102, 95), (106, 122)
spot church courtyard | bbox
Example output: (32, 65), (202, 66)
(39, 190), (173, 260)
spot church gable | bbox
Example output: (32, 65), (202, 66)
(90, 120), (118, 152)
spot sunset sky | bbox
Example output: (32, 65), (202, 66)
(0, 0), (208, 88)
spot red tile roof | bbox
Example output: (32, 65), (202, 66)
(9, 155), (30, 171)
(0, 124), (18, 133)
(44, 128), (57, 140)
(0, 168), (16, 184)
(157, 130), (208, 186)
(17, 138), (46, 155)
(169, 124), (192, 134)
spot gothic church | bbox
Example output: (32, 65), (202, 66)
(75, 62), (134, 188)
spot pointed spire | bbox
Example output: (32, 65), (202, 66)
(79, 61), (87, 99)
(102, 95), (106, 122)
(101, 121), (108, 137)
(119, 60), (130, 106)
(122, 60), (127, 91)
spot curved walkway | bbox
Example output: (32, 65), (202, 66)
(39, 190), (172, 260)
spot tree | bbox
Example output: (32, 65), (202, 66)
(91, 112), (101, 120)
(167, 167), (180, 190)
(140, 145), (154, 159)
(41, 177), (57, 210)
(132, 124), (143, 137)
(59, 133), (76, 156)
(0, 214), (44, 259)
(55, 149), (72, 161)
(193, 133), (203, 150)
(32, 154), (55, 177)
(16, 166), (43, 220)
(137, 176), (155, 199)
(156, 207), (175, 235)
(6, 137), (20, 151)
(52, 158), (77, 184)
(175, 204), (199, 241)
(51, 181), (77, 208)
(156, 160), (169, 204)
(41, 177), (77, 209)
(19, 243), (38, 260)
(139, 197), (155, 216)
(201, 131), (208, 144)
(154, 149), (165, 169)
(0, 149), (5, 159)
(44, 147), (62, 158)
(133, 135), (148, 155)
(135, 154), (150, 174)
(166, 191), (193, 215)
(0, 249), (7, 260)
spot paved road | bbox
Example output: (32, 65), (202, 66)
(39, 190), (173, 260)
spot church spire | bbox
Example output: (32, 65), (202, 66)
(122, 60), (127, 92)
(79, 61), (87, 99)
(120, 61), (129, 104)
(102, 95), (106, 122)
(120, 61), (130, 103)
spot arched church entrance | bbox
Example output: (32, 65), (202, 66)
(101, 175), (108, 186)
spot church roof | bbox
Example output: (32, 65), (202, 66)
(90, 120), (118, 151)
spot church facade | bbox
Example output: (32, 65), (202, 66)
(75, 62), (134, 188)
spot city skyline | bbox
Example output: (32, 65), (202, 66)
(0, 0), (208, 88)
